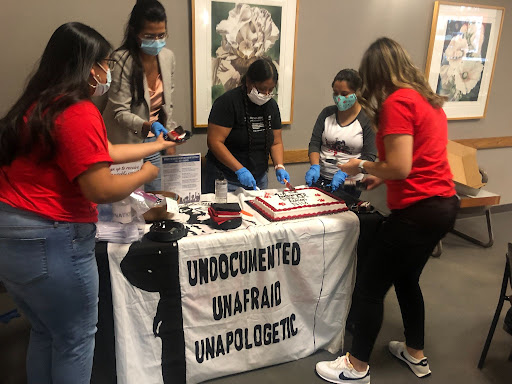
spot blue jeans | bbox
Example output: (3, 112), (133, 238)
(0, 202), (98, 384)
(143, 135), (162, 192)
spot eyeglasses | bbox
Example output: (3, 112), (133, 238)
(255, 86), (277, 97)
(105, 58), (118, 72)
(140, 32), (168, 40)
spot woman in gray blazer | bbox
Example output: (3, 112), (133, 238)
(103, 0), (180, 192)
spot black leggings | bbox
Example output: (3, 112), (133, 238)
(350, 195), (459, 362)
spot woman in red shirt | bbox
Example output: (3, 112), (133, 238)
(0, 22), (176, 384)
(316, 38), (459, 384)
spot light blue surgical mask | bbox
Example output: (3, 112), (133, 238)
(140, 38), (166, 56)
(92, 63), (111, 97)
(333, 93), (357, 111)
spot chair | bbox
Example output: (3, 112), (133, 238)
(478, 243), (512, 368)
(433, 168), (500, 258)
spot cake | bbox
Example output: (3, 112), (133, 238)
(249, 187), (348, 221)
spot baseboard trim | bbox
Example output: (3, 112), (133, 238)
(492, 203), (512, 214)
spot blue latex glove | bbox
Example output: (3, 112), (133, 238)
(235, 167), (257, 190)
(331, 170), (348, 191)
(305, 164), (320, 186)
(275, 168), (290, 184)
(151, 122), (168, 137)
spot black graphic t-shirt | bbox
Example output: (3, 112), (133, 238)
(207, 86), (281, 181)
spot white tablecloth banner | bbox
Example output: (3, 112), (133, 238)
(108, 207), (359, 383)
(108, 243), (164, 384)
(179, 214), (358, 383)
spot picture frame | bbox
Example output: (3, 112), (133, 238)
(425, 1), (505, 120)
(192, 0), (299, 127)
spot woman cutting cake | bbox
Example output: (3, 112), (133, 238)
(205, 58), (290, 192)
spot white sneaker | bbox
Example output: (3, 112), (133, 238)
(316, 353), (371, 384)
(388, 341), (431, 377)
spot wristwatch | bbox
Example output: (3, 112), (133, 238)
(358, 160), (368, 174)
(274, 164), (286, 170)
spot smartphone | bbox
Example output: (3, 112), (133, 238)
(164, 126), (191, 142)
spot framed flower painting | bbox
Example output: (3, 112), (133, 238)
(425, 2), (505, 120)
(192, 0), (299, 126)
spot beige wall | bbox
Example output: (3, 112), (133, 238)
(1, 0), (510, 203)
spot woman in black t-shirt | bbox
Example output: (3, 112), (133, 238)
(205, 59), (290, 192)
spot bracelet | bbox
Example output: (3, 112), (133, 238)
(274, 164), (286, 170)
(358, 160), (368, 174)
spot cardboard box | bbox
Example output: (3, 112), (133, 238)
(446, 140), (485, 196)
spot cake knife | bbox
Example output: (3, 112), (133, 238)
(283, 178), (296, 191)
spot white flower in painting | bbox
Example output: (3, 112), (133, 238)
(460, 22), (485, 55)
(453, 60), (484, 95)
(444, 34), (468, 65)
(213, 59), (241, 91)
(438, 64), (459, 101)
(439, 64), (456, 87)
(217, 4), (279, 59)
(212, 4), (280, 91)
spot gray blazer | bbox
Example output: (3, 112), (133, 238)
(102, 48), (176, 144)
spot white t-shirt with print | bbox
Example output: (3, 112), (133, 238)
(320, 113), (365, 180)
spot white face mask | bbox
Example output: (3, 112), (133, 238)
(91, 62), (111, 97)
(248, 87), (273, 106)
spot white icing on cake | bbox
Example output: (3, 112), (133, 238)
(250, 187), (348, 221)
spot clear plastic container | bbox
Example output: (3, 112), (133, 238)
(112, 198), (133, 224)
(215, 172), (228, 203)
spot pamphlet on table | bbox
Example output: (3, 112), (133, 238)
(162, 154), (201, 203)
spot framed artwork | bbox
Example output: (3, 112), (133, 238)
(425, 1), (505, 120)
(192, 0), (299, 127)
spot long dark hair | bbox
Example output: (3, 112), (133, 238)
(118, 0), (167, 105)
(240, 58), (278, 167)
(0, 22), (112, 166)
(359, 37), (446, 128)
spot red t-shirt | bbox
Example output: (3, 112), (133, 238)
(376, 88), (455, 210)
(0, 101), (113, 222)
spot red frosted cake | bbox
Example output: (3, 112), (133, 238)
(249, 187), (348, 221)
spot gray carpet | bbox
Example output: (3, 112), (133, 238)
(1, 211), (511, 384)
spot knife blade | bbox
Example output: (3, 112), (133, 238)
(283, 178), (295, 191)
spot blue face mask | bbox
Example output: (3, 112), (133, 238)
(333, 93), (357, 111)
(92, 63), (111, 97)
(140, 38), (166, 56)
